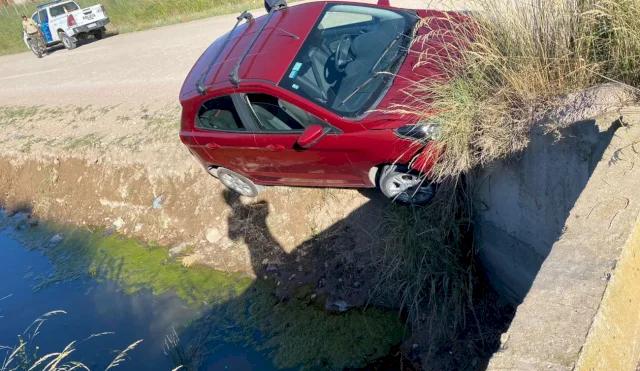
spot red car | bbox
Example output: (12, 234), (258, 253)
(179, 0), (465, 205)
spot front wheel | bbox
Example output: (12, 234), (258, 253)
(378, 165), (435, 206)
(60, 32), (77, 50)
(216, 168), (263, 198)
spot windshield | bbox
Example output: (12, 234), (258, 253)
(279, 4), (416, 118)
(50, 2), (79, 17)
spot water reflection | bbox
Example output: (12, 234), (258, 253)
(0, 226), (280, 371)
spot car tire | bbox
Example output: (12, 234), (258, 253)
(216, 167), (263, 198)
(60, 32), (77, 50)
(378, 165), (435, 206)
(94, 28), (105, 40)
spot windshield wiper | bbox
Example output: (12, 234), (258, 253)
(370, 34), (401, 73)
(341, 72), (384, 105)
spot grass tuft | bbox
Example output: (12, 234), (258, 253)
(0, 311), (140, 371)
(372, 179), (475, 333)
(400, 0), (640, 180)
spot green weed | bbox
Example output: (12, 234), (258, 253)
(62, 133), (103, 149)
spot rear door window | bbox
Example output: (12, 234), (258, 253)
(49, 2), (80, 17)
(245, 94), (310, 132)
(196, 95), (245, 131)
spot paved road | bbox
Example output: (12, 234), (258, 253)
(0, 0), (463, 109)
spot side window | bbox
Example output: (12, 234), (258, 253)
(196, 96), (245, 131)
(246, 94), (310, 132)
(38, 10), (47, 23)
(32, 13), (40, 24)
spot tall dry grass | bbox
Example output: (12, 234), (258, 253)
(0, 0), (262, 56)
(403, 0), (640, 180)
(372, 178), (475, 331)
(0, 310), (142, 371)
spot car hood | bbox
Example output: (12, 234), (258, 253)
(358, 9), (471, 130)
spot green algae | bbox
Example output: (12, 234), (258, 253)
(199, 282), (409, 370)
(8, 221), (251, 307)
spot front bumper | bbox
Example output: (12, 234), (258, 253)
(73, 18), (110, 34)
(409, 142), (442, 174)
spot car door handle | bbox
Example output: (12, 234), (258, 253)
(266, 144), (285, 152)
(206, 142), (220, 150)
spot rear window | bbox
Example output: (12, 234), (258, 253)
(49, 2), (80, 17)
(196, 96), (245, 131)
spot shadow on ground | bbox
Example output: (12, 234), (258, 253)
(43, 33), (112, 56)
(170, 187), (513, 371)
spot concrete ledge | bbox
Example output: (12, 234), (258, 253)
(487, 110), (640, 370)
(575, 216), (640, 370)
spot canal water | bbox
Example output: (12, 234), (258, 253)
(0, 211), (406, 371)
(0, 222), (281, 370)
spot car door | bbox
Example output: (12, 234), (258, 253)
(240, 93), (363, 186)
(38, 9), (53, 43)
(189, 95), (262, 176)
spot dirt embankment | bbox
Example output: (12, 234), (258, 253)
(0, 103), (390, 304)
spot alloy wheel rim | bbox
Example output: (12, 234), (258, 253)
(386, 173), (434, 204)
(221, 173), (252, 196)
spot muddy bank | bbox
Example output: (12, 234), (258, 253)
(0, 155), (377, 273)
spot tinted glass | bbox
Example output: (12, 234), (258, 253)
(279, 4), (417, 118)
(196, 96), (245, 131)
(246, 94), (310, 132)
(50, 2), (80, 17)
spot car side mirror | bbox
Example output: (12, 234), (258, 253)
(296, 124), (327, 149)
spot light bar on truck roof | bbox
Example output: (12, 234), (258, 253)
(37, 0), (63, 9)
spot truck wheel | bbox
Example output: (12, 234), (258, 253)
(378, 165), (435, 206)
(94, 28), (106, 40)
(60, 32), (77, 50)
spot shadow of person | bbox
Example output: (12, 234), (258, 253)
(223, 190), (286, 280)
(178, 190), (413, 371)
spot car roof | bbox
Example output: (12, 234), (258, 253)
(180, 2), (327, 99)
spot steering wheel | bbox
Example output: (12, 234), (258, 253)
(334, 34), (354, 73)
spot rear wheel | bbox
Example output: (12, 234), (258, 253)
(60, 32), (76, 50)
(216, 168), (263, 197)
(94, 28), (106, 40)
(379, 165), (435, 206)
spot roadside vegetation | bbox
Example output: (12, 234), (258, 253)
(406, 0), (640, 180)
(0, 0), (263, 56)
(380, 0), (639, 366)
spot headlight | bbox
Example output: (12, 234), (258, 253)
(394, 122), (442, 141)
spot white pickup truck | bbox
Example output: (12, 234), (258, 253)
(23, 0), (110, 53)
